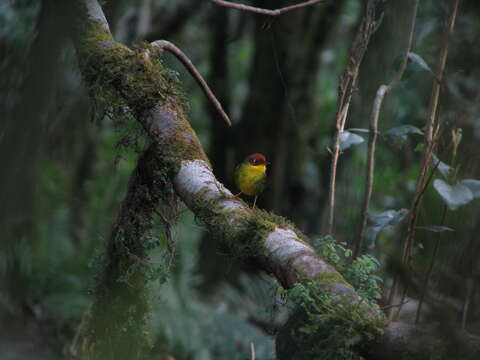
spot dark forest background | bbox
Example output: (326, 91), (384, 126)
(1, 0), (479, 359)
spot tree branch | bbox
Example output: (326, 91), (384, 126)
(327, 0), (381, 234)
(210, 0), (326, 16)
(150, 40), (232, 127)
(387, 0), (460, 317)
(69, 0), (366, 298)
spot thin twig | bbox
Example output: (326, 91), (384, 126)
(413, 156), (443, 211)
(415, 205), (447, 324)
(402, 0), (459, 270)
(250, 342), (255, 360)
(415, 128), (461, 324)
(210, 0), (326, 16)
(461, 278), (474, 330)
(150, 40), (232, 127)
(387, 0), (460, 318)
(393, 283), (409, 320)
(354, 0), (419, 259)
(387, 155), (442, 318)
(326, 0), (380, 234)
(381, 299), (410, 311)
(69, 308), (91, 357)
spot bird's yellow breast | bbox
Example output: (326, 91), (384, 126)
(235, 163), (266, 196)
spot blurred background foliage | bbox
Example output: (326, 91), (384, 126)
(0, 0), (479, 359)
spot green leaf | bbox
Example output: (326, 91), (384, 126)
(370, 208), (409, 227)
(460, 179), (480, 199)
(340, 131), (364, 150)
(416, 225), (455, 233)
(347, 128), (370, 133)
(384, 125), (423, 146)
(365, 209), (409, 244)
(433, 179), (474, 211)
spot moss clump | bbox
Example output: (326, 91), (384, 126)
(252, 208), (311, 246)
(150, 110), (210, 175)
(234, 213), (277, 261)
(74, 5), (211, 174)
(76, 22), (210, 172)
(79, 40), (179, 119)
(311, 271), (352, 288)
(191, 195), (275, 261)
(191, 195), (318, 266)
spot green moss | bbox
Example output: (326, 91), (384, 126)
(189, 194), (320, 268)
(73, 3), (210, 174)
(312, 271), (352, 288)
(151, 113), (210, 175)
(77, 34), (208, 173)
(190, 195), (282, 262)
(236, 215), (277, 260)
(252, 208), (311, 246)
(80, 43), (172, 116)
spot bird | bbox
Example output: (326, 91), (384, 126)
(234, 153), (268, 208)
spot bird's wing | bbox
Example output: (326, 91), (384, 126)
(253, 172), (266, 195)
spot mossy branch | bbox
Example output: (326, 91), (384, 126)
(326, 0), (382, 234)
(66, 0), (480, 359)
(387, 0), (461, 319)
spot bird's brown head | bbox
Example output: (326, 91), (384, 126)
(245, 153), (267, 166)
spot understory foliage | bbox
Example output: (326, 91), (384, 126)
(282, 282), (385, 359)
(149, 231), (277, 359)
(313, 236), (383, 303)
(277, 236), (385, 359)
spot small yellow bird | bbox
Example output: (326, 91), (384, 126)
(234, 153), (268, 207)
